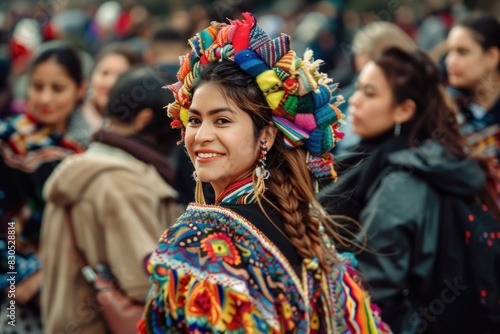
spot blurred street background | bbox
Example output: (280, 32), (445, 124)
(1, 0), (499, 102)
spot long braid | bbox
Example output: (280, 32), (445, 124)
(266, 147), (334, 272)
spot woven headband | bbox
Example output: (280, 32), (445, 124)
(167, 12), (344, 181)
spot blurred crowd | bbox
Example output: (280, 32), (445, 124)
(0, 0), (499, 333)
(0, 0), (498, 116)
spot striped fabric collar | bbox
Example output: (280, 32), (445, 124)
(215, 176), (257, 205)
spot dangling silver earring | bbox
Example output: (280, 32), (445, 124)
(394, 122), (401, 137)
(192, 171), (199, 182)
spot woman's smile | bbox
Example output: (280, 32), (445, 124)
(195, 150), (226, 162)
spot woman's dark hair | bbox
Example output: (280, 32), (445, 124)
(190, 60), (343, 271)
(93, 43), (142, 71)
(374, 47), (466, 158)
(457, 14), (500, 51)
(106, 65), (177, 150)
(456, 14), (500, 70)
(29, 41), (84, 86)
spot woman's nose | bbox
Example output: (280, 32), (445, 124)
(349, 90), (360, 106)
(444, 52), (455, 69)
(40, 88), (52, 104)
(195, 121), (215, 143)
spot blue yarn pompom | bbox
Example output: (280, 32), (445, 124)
(234, 50), (270, 78)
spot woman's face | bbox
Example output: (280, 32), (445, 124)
(445, 26), (491, 90)
(348, 61), (398, 139)
(27, 60), (84, 130)
(185, 83), (262, 196)
(91, 53), (131, 111)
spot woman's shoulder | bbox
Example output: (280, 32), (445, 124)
(364, 165), (439, 224)
(0, 113), (33, 140)
(145, 203), (308, 332)
(155, 203), (300, 273)
(370, 166), (435, 201)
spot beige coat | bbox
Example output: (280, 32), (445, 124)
(40, 143), (183, 334)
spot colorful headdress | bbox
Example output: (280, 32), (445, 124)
(167, 12), (344, 182)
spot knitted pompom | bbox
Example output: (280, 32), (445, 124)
(275, 50), (296, 74)
(297, 94), (314, 113)
(306, 128), (333, 155)
(314, 104), (338, 129)
(167, 101), (180, 118)
(234, 49), (270, 77)
(232, 12), (256, 52)
(306, 153), (336, 180)
(322, 126), (334, 152)
(273, 116), (310, 144)
(189, 53), (200, 71)
(180, 106), (189, 127)
(178, 53), (192, 81)
(295, 113), (317, 132)
(188, 25), (217, 57)
(283, 95), (298, 116)
(312, 84), (331, 109)
(255, 70), (285, 109)
(283, 77), (298, 95)
(255, 34), (290, 68)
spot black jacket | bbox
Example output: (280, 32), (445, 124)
(320, 138), (485, 334)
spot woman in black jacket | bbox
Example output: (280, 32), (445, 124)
(320, 47), (497, 333)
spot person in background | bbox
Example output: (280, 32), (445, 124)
(81, 43), (142, 132)
(40, 66), (183, 334)
(0, 41), (89, 334)
(139, 13), (390, 333)
(445, 14), (500, 200)
(334, 21), (417, 155)
(319, 47), (495, 333)
(144, 26), (188, 82)
(144, 26), (195, 205)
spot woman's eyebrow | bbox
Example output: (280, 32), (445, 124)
(188, 107), (235, 116)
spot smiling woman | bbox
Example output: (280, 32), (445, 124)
(27, 53), (86, 133)
(0, 41), (90, 333)
(138, 13), (391, 334)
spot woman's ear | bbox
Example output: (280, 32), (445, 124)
(133, 108), (154, 132)
(260, 124), (278, 149)
(485, 46), (500, 71)
(394, 99), (416, 124)
(77, 80), (88, 102)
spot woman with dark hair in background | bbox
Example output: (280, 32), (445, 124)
(81, 43), (142, 132)
(0, 41), (89, 334)
(445, 14), (500, 200)
(40, 66), (183, 334)
(320, 47), (498, 333)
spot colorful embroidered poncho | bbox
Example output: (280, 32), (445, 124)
(139, 182), (391, 333)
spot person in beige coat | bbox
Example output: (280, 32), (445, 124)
(40, 66), (184, 334)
